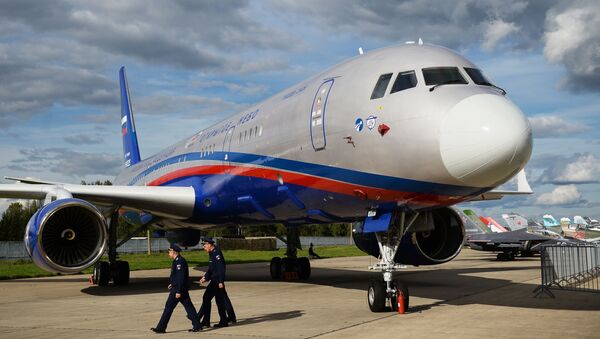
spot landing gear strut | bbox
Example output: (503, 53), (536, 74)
(270, 225), (311, 280)
(93, 211), (130, 286)
(366, 210), (418, 312)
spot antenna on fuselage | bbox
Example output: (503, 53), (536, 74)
(358, 47), (364, 55)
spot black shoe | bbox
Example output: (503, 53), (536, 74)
(151, 327), (166, 333)
(228, 317), (237, 324)
(213, 322), (229, 328)
(188, 327), (202, 332)
(201, 323), (211, 328)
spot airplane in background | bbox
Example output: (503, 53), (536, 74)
(502, 212), (542, 231)
(460, 209), (492, 235)
(468, 211), (579, 260)
(480, 215), (509, 233)
(0, 42), (533, 313)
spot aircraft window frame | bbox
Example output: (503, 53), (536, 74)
(259, 125), (263, 136)
(370, 73), (393, 100)
(390, 70), (417, 94)
(422, 67), (468, 86)
(464, 67), (493, 86)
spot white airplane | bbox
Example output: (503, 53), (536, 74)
(0, 42), (533, 312)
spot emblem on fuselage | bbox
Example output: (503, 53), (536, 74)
(355, 118), (364, 132)
(366, 115), (377, 130)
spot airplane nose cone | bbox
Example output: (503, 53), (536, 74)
(440, 94), (532, 187)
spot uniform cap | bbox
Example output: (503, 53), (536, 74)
(169, 243), (182, 252)
(201, 237), (215, 245)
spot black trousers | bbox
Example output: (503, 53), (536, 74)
(156, 291), (201, 331)
(198, 281), (234, 324)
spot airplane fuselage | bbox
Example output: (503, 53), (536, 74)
(114, 44), (532, 228)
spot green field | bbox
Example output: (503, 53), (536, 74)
(0, 245), (365, 280)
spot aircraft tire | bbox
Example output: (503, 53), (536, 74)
(298, 257), (311, 280)
(114, 260), (130, 285)
(94, 261), (110, 286)
(270, 257), (282, 279)
(367, 280), (386, 312)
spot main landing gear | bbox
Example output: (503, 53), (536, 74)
(366, 211), (417, 312)
(270, 225), (311, 280)
(93, 211), (130, 286)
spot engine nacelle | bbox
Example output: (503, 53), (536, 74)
(353, 207), (464, 266)
(25, 198), (108, 274)
(166, 229), (201, 248)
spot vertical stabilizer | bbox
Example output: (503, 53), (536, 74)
(119, 66), (141, 167)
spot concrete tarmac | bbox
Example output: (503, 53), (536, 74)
(1, 248), (599, 338)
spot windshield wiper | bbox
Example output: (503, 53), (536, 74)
(429, 79), (465, 92)
(479, 82), (507, 95)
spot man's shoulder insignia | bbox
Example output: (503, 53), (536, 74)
(176, 264), (181, 270)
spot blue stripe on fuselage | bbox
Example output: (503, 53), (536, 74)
(128, 151), (490, 197)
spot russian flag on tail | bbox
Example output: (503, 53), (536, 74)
(119, 66), (141, 168)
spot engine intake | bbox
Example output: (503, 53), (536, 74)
(25, 198), (108, 274)
(353, 207), (464, 266)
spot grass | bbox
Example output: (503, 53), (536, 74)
(0, 245), (365, 280)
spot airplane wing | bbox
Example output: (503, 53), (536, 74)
(0, 182), (196, 219)
(468, 169), (532, 201)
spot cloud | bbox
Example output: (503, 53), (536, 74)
(0, 0), (296, 72)
(482, 19), (520, 51)
(535, 184), (583, 205)
(543, 0), (600, 92)
(2, 148), (122, 179)
(534, 153), (600, 184)
(528, 115), (590, 138)
(63, 133), (105, 145)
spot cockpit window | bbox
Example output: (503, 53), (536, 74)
(390, 70), (417, 94)
(464, 67), (493, 86)
(370, 73), (393, 99)
(422, 67), (467, 86)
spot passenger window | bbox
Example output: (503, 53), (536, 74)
(259, 126), (263, 136)
(390, 70), (417, 94)
(370, 73), (393, 99)
(422, 67), (467, 86)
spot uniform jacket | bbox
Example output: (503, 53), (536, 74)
(204, 246), (226, 284)
(169, 255), (190, 294)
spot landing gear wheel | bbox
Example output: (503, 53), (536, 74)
(390, 280), (409, 312)
(367, 280), (386, 312)
(298, 257), (311, 280)
(114, 260), (130, 285)
(94, 261), (110, 286)
(270, 257), (282, 279)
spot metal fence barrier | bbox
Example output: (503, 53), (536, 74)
(534, 244), (600, 298)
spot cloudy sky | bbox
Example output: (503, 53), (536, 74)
(1, 0), (599, 224)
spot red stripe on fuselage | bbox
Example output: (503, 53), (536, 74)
(147, 165), (466, 206)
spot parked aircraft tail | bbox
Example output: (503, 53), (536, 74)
(119, 66), (141, 167)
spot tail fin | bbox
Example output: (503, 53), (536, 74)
(119, 66), (141, 167)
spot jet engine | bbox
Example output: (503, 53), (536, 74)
(353, 207), (464, 266)
(25, 198), (108, 274)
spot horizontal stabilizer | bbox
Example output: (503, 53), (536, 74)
(469, 169), (532, 201)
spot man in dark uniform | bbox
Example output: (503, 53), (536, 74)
(151, 244), (202, 333)
(197, 237), (236, 328)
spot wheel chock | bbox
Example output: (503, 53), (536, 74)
(397, 292), (406, 314)
(89, 275), (94, 285)
(283, 271), (299, 281)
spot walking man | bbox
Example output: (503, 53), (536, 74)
(197, 237), (236, 328)
(151, 244), (202, 333)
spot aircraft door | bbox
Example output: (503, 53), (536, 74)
(310, 79), (334, 151)
(222, 126), (235, 173)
